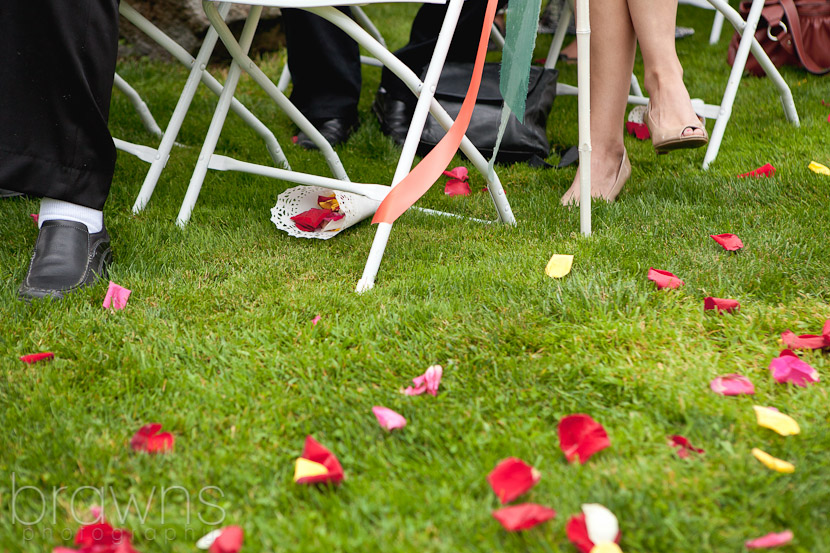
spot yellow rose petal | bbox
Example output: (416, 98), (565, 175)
(808, 161), (830, 176)
(294, 458), (329, 482)
(752, 448), (795, 473)
(591, 544), (623, 553)
(753, 406), (800, 436)
(545, 254), (574, 279)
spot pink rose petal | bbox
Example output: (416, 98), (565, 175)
(704, 297), (740, 314)
(745, 530), (794, 549)
(768, 350), (820, 387)
(130, 423), (174, 453)
(404, 365), (443, 396)
(710, 374), (755, 396)
(311, 315), (321, 326)
(31, 214), (39, 224)
(20, 352), (54, 364)
(372, 406), (407, 430)
(668, 435), (705, 458)
(738, 163), (776, 178)
(647, 268), (685, 290)
(103, 282), (131, 310)
(442, 166), (468, 181)
(625, 121), (650, 140)
(781, 329), (830, 350)
(209, 526), (244, 553)
(444, 179), (471, 197)
(710, 233), (744, 251)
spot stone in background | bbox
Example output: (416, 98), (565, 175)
(119, 0), (284, 60)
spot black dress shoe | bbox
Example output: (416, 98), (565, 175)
(0, 188), (24, 198)
(372, 89), (413, 146)
(296, 117), (359, 150)
(18, 220), (111, 301)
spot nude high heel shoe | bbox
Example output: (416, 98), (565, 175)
(560, 148), (631, 206)
(645, 103), (708, 154)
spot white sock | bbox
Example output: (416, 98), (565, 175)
(39, 198), (104, 233)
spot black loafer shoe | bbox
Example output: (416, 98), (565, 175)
(0, 188), (24, 199)
(372, 89), (413, 146)
(18, 220), (111, 301)
(296, 117), (359, 150)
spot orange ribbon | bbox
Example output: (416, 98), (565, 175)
(371, 0), (499, 225)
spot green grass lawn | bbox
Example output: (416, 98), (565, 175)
(2, 4), (829, 552)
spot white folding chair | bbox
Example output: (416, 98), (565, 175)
(544, 0), (799, 171)
(112, 1), (290, 213)
(177, 0), (516, 291)
(679, 0), (726, 45)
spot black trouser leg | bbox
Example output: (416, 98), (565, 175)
(283, 8), (362, 122)
(379, 0), (505, 107)
(0, 0), (120, 211)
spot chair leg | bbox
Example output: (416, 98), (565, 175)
(176, 7), (263, 227)
(113, 73), (163, 137)
(544, 0), (572, 69)
(709, 11), (725, 44)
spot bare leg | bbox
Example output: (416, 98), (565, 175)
(628, 0), (703, 137)
(562, 0), (635, 203)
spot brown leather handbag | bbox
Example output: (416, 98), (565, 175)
(727, 0), (830, 76)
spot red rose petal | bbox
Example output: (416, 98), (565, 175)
(710, 374), (755, 396)
(558, 414), (610, 464)
(625, 121), (650, 140)
(768, 350), (820, 387)
(75, 522), (136, 551)
(442, 166), (469, 181)
(647, 268), (685, 290)
(209, 526), (244, 553)
(492, 503), (556, 531)
(745, 530), (793, 549)
(20, 352), (54, 364)
(487, 458), (541, 504)
(130, 423), (174, 453)
(291, 135), (298, 144)
(781, 330), (830, 350)
(822, 318), (830, 341)
(738, 163), (776, 178)
(668, 435), (705, 458)
(703, 297), (740, 314)
(444, 179), (471, 197)
(296, 435), (344, 485)
(31, 214), (39, 224)
(710, 233), (744, 251)
(566, 513), (622, 553)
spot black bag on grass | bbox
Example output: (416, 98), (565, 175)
(418, 62), (558, 164)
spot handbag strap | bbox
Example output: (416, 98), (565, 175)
(779, 0), (830, 74)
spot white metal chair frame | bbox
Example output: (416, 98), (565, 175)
(544, 0), (799, 170)
(178, 0), (518, 292)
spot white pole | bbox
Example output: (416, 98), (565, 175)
(576, 0), (591, 236)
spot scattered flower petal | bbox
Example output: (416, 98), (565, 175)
(294, 435), (344, 485)
(372, 406), (407, 431)
(704, 297), (740, 314)
(781, 329), (829, 350)
(823, 319), (830, 341)
(294, 458), (330, 481)
(442, 167), (469, 181)
(751, 448), (795, 473)
(668, 435), (705, 458)
(130, 424), (174, 453)
(566, 513), (622, 553)
(647, 268), (685, 289)
(591, 544), (623, 553)
(487, 457), (541, 504)
(625, 121), (650, 140)
(30, 214), (39, 224)
(710, 233), (744, 251)
(558, 414), (610, 464)
(768, 350), (819, 387)
(58, 521), (139, 553)
(492, 503), (556, 531)
(403, 365), (443, 396)
(20, 352), (54, 364)
(745, 530), (794, 549)
(753, 406), (800, 436)
(710, 374), (755, 396)
(808, 161), (830, 176)
(545, 254), (574, 279)
(209, 526), (243, 553)
(311, 315), (321, 326)
(582, 503), (620, 545)
(103, 282), (131, 310)
(291, 135), (298, 144)
(738, 163), (776, 178)
(444, 178), (471, 196)
(196, 529), (223, 550)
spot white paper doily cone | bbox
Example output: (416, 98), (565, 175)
(271, 185), (381, 240)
